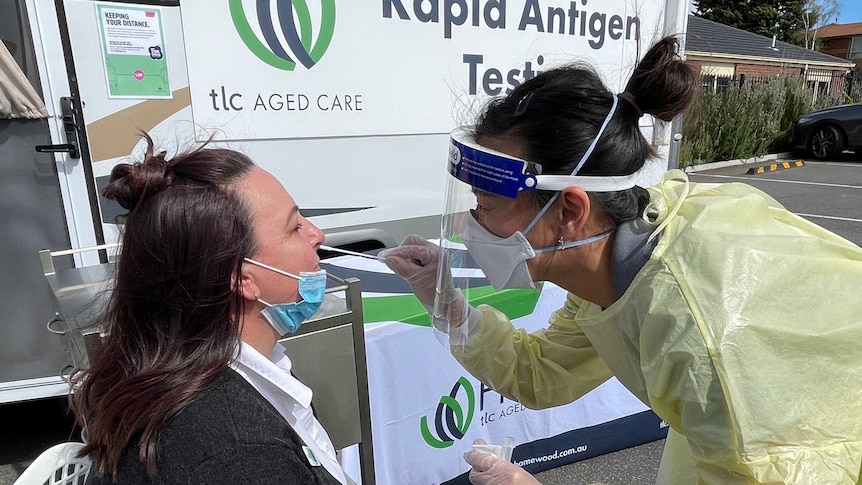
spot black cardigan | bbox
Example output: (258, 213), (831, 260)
(86, 368), (343, 485)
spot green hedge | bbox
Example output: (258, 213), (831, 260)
(680, 77), (846, 167)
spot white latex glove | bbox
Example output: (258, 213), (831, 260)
(380, 235), (479, 340)
(464, 439), (541, 485)
(379, 234), (440, 309)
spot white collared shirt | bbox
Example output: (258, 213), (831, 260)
(231, 341), (349, 485)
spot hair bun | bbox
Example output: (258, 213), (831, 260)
(624, 36), (698, 122)
(103, 137), (174, 211)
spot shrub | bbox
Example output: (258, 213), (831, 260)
(680, 76), (846, 167)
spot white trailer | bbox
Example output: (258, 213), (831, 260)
(1, 0), (689, 403)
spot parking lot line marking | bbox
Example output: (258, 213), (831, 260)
(796, 213), (862, 224)
(689, 174), (861, 189)
(806, 162), (862, 168)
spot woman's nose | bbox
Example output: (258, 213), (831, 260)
(306, 219), (325, 246)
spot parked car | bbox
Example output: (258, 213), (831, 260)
(791, 103), (862, 159)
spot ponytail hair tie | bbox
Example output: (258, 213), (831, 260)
(618, 91), (643, 118)
(513, 92), (535, 117)
(146, 149), (178, 188)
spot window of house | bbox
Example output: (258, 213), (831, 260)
(850, 36), (862, 60)
(699, 63), (735, 91)
(806, 70), (833, 101)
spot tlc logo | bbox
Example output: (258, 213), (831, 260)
(420, 377), (525, 448)
(421, 377), (475, 448)
(229, 0), (336, 71)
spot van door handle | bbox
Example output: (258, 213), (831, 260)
(34, 97), (82, 160)
(35, 143), (81, 158)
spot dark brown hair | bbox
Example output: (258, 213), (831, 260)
(70, 134), (256, 479)
(473, 36), (698, 224)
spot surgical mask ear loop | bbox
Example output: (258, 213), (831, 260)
(244, 256), (327, 305)
(243, 257), (301, 281)
(257, 296), (273, 307)
(537, 228), (615, 253)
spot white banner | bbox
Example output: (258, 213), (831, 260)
(346, 281), (650, 484)
(179, 0), (666, 140)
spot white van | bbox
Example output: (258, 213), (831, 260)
(1, 0), (688, 403)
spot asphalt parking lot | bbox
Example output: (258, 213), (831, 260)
(1, 155), (859, 485)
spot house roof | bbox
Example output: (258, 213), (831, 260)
(686, 15), (852, 68)
(813, 22), (862, 39)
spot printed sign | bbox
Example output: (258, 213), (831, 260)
(97, 4), (171, 98)
(180, 0), (666, 140)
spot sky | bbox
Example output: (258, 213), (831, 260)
(837, 1), (862, 24)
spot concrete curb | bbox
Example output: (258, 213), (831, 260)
(683, 152), (796, 173)
(745, 160), (805, 174)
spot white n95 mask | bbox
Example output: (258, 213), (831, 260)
(461, 208), (616, 291)
(461, 212), (537, 291)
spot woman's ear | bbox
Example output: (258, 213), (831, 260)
(557, 187), (591, 237)
(233, 263), (261, 302)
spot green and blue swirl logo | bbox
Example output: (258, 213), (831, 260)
(229, 0), (335, 71)
(421, 377), (476, 448)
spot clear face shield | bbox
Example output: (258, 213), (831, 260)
(435, 100), (641, 341)
(433, 130), (546, 344)
(440, 131), (543, 290)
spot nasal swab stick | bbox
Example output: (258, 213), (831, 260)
(319, 245), (383, 260)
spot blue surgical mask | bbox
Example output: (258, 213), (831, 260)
(243, 258), (327, 335)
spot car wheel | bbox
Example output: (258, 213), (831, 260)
(808, 125), (842, 160)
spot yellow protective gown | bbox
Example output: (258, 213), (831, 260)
(452, 170), (862, 484)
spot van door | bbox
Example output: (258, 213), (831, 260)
(0, 0), (176, 402)
(0, 0), (76, 402)
(49, 0), (186, 244)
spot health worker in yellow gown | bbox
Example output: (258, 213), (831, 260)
(381, 36), (862, 485)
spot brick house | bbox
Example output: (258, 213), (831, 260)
(813, 22), (862, 66)
(686, 15), (853, 93)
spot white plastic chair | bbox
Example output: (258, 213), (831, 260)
(13, 442), (90, 485)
